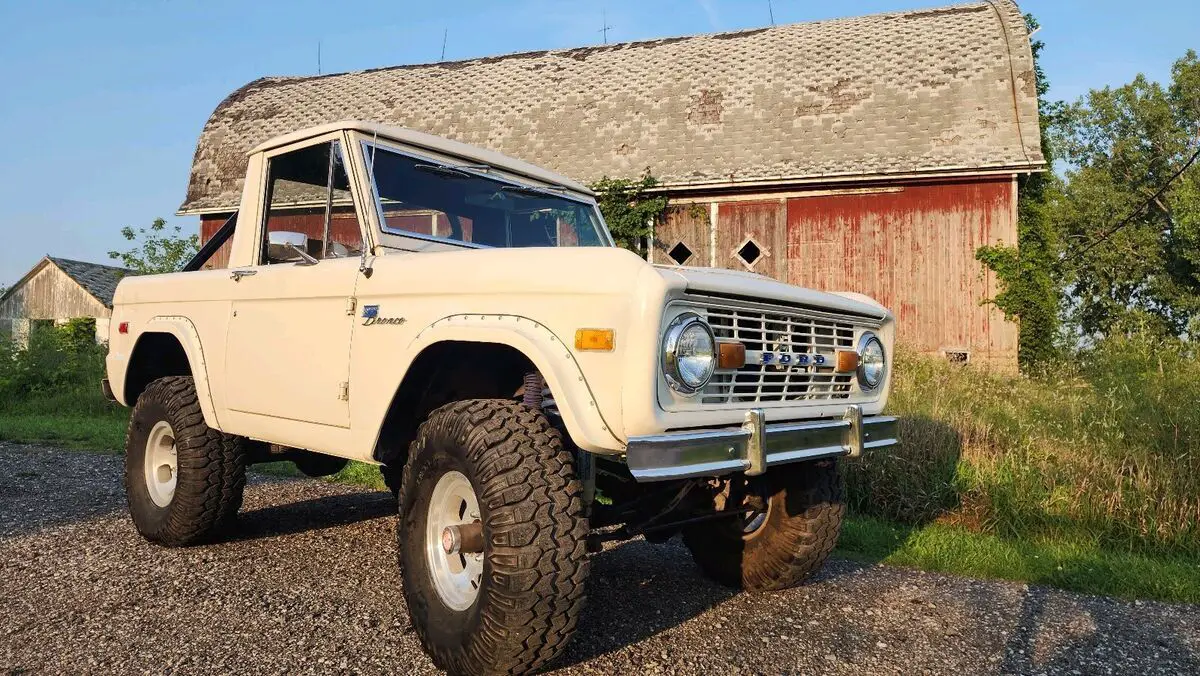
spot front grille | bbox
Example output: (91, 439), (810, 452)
(699, 302), (857, 405)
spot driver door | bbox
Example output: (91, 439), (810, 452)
(223, 138), (366, 428)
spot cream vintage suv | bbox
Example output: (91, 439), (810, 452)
(104, 120), (897, 675)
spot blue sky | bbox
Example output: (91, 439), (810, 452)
(0, 0), (1196, 286)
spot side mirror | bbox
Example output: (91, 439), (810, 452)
(267, 231), (318, 265)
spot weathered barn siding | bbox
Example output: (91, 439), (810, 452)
(199, 215), (233, 269)
(654, 178), (1018, 368)
(0, 264), (111, 343)
(784, 178), (1016, 366)
(716, 201), (788, 279)
(652, 205), (713, 267)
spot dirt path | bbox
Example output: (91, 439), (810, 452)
(1, 443), (1197, 675)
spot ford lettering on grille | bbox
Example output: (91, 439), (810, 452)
(760, 352), (827, 367)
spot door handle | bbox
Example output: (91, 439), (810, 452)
(230, 269), (258, 282)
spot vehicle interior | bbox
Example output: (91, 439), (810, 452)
(366, 144), (605, 249)
(261, 141), (364, 264)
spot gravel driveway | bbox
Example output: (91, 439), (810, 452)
(2, 443), (1197, 675)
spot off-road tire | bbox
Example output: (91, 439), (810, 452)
(124, 376), (246, 547)
(397, 399), (589, 676)
(683, 459), (844, 591)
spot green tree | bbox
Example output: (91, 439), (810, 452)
(590, 171), (668, 254)
(108, 217), (198, 274)
(975, 14), (1064, 370)
(1053, 50), (1200, 338)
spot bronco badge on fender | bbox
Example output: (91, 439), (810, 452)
(362, 305), (406, 326)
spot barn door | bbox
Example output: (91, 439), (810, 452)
(651, 204), (711, 267)
(716, 201), (787, 280)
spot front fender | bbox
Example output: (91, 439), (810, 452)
(131, 316), (222, 430)
(403, 314), (624, 453)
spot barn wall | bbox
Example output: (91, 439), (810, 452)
(784, 178), (1017, 368)
(662, 177), (1019, 369)
(199, 215), (234, 269)
(650, 205), (713, 266)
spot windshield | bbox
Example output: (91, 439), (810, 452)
(364, 144), (609, 248)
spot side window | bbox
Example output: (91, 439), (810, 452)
(261, 141), (363, 264)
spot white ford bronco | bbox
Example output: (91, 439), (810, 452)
(104, 121), (897, 675)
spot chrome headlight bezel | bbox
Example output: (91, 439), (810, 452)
(662, 312), (717, 396)
(856, 332), (886, 391)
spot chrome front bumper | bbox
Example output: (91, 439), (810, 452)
(625, 405), (898, 482)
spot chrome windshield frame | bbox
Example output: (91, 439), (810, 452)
(360, 140), (614, 250)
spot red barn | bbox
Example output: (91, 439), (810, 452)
(179, 0), (1044, 369)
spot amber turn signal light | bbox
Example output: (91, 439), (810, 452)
(835, 350), (860, 373)
(575, 328), (615, 351)
(718, 342), (746, 369)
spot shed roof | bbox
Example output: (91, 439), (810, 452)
(0, 257), (137, 313)
(180, 0), (1044, 215)
(47, 258), (137, 308)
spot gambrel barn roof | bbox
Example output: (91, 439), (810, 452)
(180, 0), (1044, 215)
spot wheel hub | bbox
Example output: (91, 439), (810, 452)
(144, 420), (178, 508)
(425, 471), (484, 611)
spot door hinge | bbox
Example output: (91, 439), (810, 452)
(345, 297), (357, 316)
(338, 381), (350, 401)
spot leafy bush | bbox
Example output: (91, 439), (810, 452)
(846, 335), (1200, 558)
(0, 319), (118, 416)
(590, 172), (668, 254)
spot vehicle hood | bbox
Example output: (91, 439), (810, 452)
(654, 264), (891, 320)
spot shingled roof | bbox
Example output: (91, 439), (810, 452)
(47, 257), (136, 308)
(180, 0), (1044, 215)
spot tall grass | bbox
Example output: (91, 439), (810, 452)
(846, 334), (1200, 559)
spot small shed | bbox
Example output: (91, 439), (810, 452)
(180, 0), (1044, 368)
(0, 257), (135, 345)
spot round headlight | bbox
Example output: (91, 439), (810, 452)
(663, 313), (716, 395)
(857, 333), (886, 390)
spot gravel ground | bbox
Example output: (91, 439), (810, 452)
(1, 443), (1198, 675)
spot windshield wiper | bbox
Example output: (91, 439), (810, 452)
(500, 184), (565, 197)
(414, 164), (473, 179)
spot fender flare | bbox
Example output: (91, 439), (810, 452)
(135, 316), (222, 430)
(404, 314), (624, 453)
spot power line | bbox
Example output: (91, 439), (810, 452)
(440, 28), (448, 61)
(1071, 144), (1200, 260)
(767, 0), (775, 25)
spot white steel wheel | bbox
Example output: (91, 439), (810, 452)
(143, 420), (178, 508)
(425, 470), (483, 611)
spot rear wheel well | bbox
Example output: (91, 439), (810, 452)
(124, 333), (192, 404)
(373, 341), (537, 467)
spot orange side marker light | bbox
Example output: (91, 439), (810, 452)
(575, 329), (615, 351)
